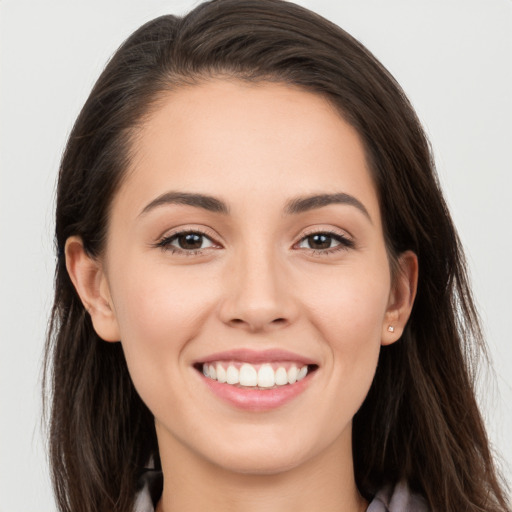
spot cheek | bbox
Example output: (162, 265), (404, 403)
(110, 256), (217, 338)
(107, 261), (218, 397)
(303, 264), (390, 390)
(306, 263), (389, 339)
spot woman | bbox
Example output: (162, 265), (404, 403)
(43, 1), (511, 511)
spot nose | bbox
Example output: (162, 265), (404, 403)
(219, 246), (297, 333)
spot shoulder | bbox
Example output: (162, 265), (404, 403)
(133, 468), (163, 512)
(367, 481), (430, 512)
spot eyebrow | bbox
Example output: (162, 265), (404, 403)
(285, 193), (372, 222)
(139, 190), (371, 222)
(139, 191), (229, 216)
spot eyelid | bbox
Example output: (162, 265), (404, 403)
(151, 224), (355, 256)
(156, 225), (217, 241)
(153, 225), (223, 253)
(294, 226), (355, 253)
(298, 225), (354, 242)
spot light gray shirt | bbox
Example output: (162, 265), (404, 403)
(133, 470), (430, 512)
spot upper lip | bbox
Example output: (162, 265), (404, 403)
(196, 348), (318, 366)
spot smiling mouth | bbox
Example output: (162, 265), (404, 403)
(194, 361), (318, 389)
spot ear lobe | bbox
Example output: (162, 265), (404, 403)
(65, 236), (120, 342)
(382, 250), (418, 346)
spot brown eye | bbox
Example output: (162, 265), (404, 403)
(176, 233), (204, 250)
(306, 234), (333, 249)
(157, 231), (216, 252)
(297, 231), (354, 252)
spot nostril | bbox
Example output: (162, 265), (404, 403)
(226, 316), (289, 331)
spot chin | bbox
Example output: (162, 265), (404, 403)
(195, 429), (327, 477)
(211, 449), (309, 476)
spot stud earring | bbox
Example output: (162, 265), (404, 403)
(387, 325), (395, 333)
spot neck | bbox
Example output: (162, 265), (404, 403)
(156, 427), (367, 512)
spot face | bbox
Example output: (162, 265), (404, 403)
(74, 80), (415, 476)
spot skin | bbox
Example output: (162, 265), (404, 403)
(66, 80), (417, 512)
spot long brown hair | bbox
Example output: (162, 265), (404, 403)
(44, 1), (510, 511)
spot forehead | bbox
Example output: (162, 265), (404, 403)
(117, 79), (380, 222)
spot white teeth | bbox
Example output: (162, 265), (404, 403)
(275, 367), (288, 386)
(257, 364), (275, 388)
(226, 365), (239, 384)
(202, 362), (312, 387)
(216, 363), (226, 383)
(239, 363), (258, 386)
(287, 366), (298, 384)
(297, 366), (308, 381)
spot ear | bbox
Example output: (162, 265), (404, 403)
(381, 250), (418, 346)
(65, 236), (120, 342)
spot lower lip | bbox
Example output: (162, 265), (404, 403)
(199, 371), (314, 411)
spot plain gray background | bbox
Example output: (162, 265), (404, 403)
(1, 1), (511, 510)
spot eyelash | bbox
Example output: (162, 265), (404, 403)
(154, 229), (354, 256)
(154, 228), (218, 256)
(296, 229), (355, 255)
